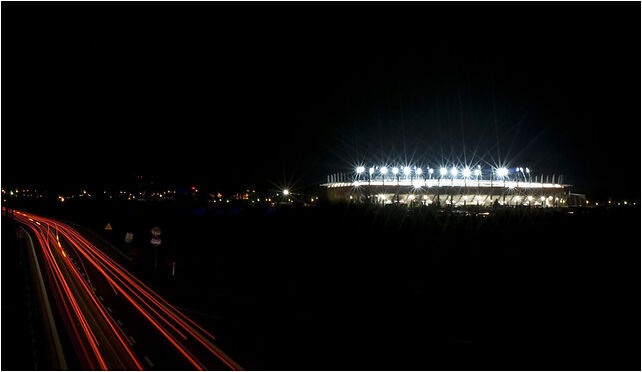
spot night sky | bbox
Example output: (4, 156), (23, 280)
(3, 2), (640, 199)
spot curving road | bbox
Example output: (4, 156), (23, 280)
(6, 208), (242, 370)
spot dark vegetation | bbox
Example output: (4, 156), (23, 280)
(4, 199), (640, 370)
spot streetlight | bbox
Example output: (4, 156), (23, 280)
(283, 189), (290, 196)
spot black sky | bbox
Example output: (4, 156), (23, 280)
(2, 2), (640, 198)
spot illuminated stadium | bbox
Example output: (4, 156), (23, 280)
(322, 165), (579, 207)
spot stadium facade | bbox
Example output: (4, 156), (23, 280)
(322, 165), (579, 207)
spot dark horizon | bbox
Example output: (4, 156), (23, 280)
(3, 2), (640, 199)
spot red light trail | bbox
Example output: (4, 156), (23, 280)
(8, 209), (241, 370)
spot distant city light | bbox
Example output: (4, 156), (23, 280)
(440, 167), (448, 176)
(462, 167), (471, 178)
(415, 168), (422, 175)
(474, 169), (481, 176)
(356, 166), (365, 174)
(369, 167), (375, 175)
(496, 167), (509, 178)
(392, 167), (399, 174)
(403, 167), (411, 175)
(283, 189), (290, 195)
(450, 167), (458, 177)
(428, 168), (434, 174)
(380, 166), (388, 174)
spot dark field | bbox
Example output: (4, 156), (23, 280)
(4, 200), (640, 370)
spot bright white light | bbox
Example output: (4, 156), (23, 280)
(380, 167), (388, 174)
(540, 196), (546, 201)
(496, 167), (509, 178)
(525, 167), (530, 173)
(408, 195), (415, 200)
(283, 189), (290, 195)
(450, 167), (458, 177)
(440, 167), (448, 176)
(415, 168), (422, 175)
(474, 169), (481, 176)
(403, 167), (411, 175)
(392, 167), (399, 174)
(462, 167), (471, 178)
(369, 167), (375, 175)
(527, 196), (533, 201)
(413, 180), (423, 189)
(428, 168), (434, 174)
(356, 166), (365, 174)
(423, 195), (428, 200)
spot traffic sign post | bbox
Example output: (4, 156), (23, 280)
(151, 237), (161, 268)
(125, 232), (134, 243)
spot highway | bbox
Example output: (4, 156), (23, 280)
(5, 208), (242, 370)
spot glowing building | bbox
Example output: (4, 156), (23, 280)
(322, 165), (577, 207)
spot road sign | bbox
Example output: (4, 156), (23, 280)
(151, 226), (161, 237)
(150, 237), (161, 246)
(105, 223), (113, 231)
(125, 232), (134, 243)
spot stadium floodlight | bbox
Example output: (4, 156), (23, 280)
(392, 167), (399, 174)
(462, 167), (472, 178)
(369, 167), (375, 175)
(380, 166), (388, 174)
(496, 167), (509, 178)
(403, 167), (411, 175)
(356, 166), (365, 174)
(450, 167), (458, 177)
(283, 189), (290, 195)
(415, 167), (422, 175)
(473, 169), (481, 176)
(440, 167), (448, 176)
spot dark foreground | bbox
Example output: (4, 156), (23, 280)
(3, 200), (640, 370)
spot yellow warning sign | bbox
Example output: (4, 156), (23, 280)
(105, 223), (113, 231)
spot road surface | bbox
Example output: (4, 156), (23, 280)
(5, 208), (242, 371)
